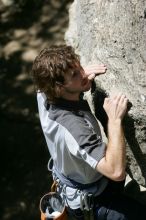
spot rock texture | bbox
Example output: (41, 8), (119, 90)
(65, 0), (146, 187)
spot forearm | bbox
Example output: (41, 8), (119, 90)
(106, 119), (126, 179)
(96, 94), (128, 181)
(97, 120), (126, 181)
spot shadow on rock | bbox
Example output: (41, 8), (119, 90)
(92, 86), (146, 204)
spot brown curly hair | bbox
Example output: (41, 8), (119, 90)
(32, 45), (80, 103)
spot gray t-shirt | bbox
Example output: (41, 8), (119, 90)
(37, 92), (108, 209)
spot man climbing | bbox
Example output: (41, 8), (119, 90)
(32, 45), (146, 220)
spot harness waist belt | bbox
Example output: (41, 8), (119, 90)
(53, 168), (100, 190)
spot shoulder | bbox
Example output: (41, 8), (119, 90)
(49, 107), (86, 131)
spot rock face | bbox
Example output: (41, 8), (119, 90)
(65, 0), (146, 187)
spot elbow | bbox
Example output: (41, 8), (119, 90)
(96, 158), (126, 181)
(111, 170), (126, 181)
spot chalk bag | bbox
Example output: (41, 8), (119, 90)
(40, 192), (67, 220)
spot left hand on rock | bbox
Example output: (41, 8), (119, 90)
(84, 64), (107, 80)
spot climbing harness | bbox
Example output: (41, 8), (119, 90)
(40, 157), (108, 220)
(48, 157), (100, 220)
(52, 167), (96, 211)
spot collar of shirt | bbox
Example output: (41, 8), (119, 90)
(47, 98), (91, 112)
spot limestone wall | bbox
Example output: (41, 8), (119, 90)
(65, 0), (146, 189)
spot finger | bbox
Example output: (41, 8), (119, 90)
(86, 64), (106, 68)
(85, 69), (106, 75)
(123, 98), (129, 107)
(93, 67), (107, 72)
(87, 66), (107, 71)
(104, 97), (110, 105)
(84, 64), (105, 68)
(95, 70), (107, 76)
(118, 94), (127, 104)
(84, 65), (107, 74)
(111, 93), (123, 101)
(88, 73), (95, 80)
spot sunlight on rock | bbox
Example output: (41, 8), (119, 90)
(52, 1), (61, 8)
(41, 15), (50, 24)
(3, 41), (21, 58)
(1, 0), (13, 6)
(14, 29), (27, 39)
(49, 25), (60, 33)
(29, 25), (41, 36)
(25, 85), (34, 94)
(19, 201), (26, 211)
(22, 108), (29, 116)
(29, 39), (42, 47)
(21, 49), (38, 62)
(16, 73), (28, 81)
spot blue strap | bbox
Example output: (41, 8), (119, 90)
(53, 167), (98, 190)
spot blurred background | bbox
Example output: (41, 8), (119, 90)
(0, 0), (73, 219)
